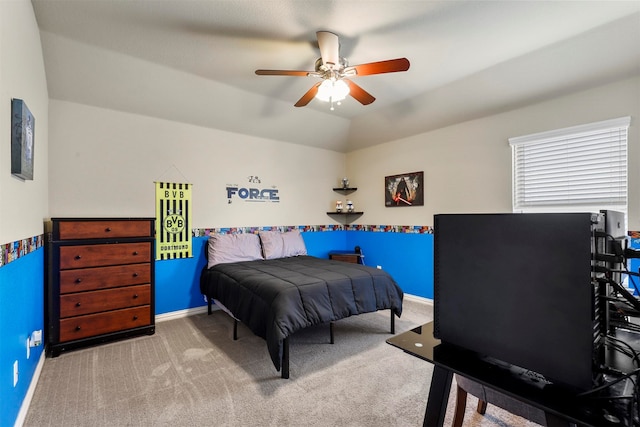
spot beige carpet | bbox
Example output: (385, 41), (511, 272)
(24, 299), (539, 426)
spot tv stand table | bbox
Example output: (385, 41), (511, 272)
(386, 322), (637, 427)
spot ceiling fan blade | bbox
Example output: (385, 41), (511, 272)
(348, 58), (410, 76)
(317, 31), (340, 69)
(255, 69), (311, 76)
(294, 82), (322, 107)
(344, 79), (375, 105)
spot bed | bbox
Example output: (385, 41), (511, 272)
(199, 230), (404, 378)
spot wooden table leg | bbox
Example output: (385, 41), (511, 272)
(423, 365), (453, 427)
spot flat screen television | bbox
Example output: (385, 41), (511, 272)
(433, 213), (603, 391)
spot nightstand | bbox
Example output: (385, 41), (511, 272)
(329, 250), (363, 264)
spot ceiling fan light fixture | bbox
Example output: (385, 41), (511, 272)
(316, 79), (350, 103)
(255, 32), (409, 109)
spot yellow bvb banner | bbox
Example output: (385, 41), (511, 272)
(155, 182), (192, 260)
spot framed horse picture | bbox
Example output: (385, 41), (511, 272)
(385, 171), (424, 207)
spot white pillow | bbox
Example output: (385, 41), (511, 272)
(281, 229), (307, 257)
(259, 231), (284, 260)
(259, 230), (307, 259)
(207, 233), (263, 268)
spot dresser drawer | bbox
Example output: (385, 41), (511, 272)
(60, 263), (150, 294)
(59, 305), (151, 342)
(59, 242), (151, 269)
(60, 284), (151, 318)
(57, 220), (152, 240)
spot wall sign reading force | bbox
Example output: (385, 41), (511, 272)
(226, 175), (279, 203)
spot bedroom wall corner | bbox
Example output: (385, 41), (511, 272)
(346, 231), (433, 299)
(0, 0), (49, 245)
(0, 2), (49, 426)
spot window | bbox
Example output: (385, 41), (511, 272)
(510, 117), (630, 215)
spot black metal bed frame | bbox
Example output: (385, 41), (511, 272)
(207, 296), (396, 379)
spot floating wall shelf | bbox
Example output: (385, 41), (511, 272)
(326, 211), (363, 224)
(332, 187), (358, 194)
(330, 186), (361, 223)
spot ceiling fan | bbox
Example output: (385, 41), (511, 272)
(255, 31), (410, 110)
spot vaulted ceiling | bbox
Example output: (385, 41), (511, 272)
(32, 1), (640, 152)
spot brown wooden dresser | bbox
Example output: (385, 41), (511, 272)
(45, 218), (155, 356)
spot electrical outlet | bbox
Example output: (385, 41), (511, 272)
(377, 265), (382, 270)
(13, 361), (18, 387)
(31, 330), (42, 347)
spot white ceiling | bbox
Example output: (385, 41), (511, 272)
(31, 0), (640, 152)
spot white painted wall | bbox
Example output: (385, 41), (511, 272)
(348, 76), (640, 230)
(49, 77), (640, 230)
(0, 0), (49, 244)
(48, 100), (346, 228)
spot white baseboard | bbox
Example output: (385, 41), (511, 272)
(404, 293), (434, 306)
(14, 350), (45, 427)
(155, 305), (212, 323)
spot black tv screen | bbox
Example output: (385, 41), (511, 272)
(434, 213), (600, 391)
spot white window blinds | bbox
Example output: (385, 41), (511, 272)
(509, 117), (630, 213)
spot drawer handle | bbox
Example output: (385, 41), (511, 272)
(75, 302), (81, 307)
(133, 294), (139, 299)
(133, 272), (139, 277)
(105, 227), (112, 232)
(75, 278), (83, 283)
(74, 255), (82, 260)
(75, 326), (81, 331)
(133, 315), (138, 321)
(133, 251), (139, 256)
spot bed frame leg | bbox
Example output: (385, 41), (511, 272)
(281, 337), (290, 379)
(330, 321), (335, 344)
(233, 319), (238, 340)
(390, 310), (395, 334)
(207, 297), (213, 315)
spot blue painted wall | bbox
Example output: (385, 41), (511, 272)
(155, 241), (208, 314)
(346, 231), (433, 299)
(0, 250), (45, 427)
(630, 238), (640, 296)
(154, 231), (434, 315)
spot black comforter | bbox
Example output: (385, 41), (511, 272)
(199, 256), (404, 371)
